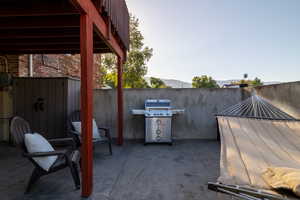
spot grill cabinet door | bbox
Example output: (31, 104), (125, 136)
(145, 117), (172, 143)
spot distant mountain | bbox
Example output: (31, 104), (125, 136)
(160, 79), (192, 88)
(216, 80), (240, 88)
(145, 77), (192, 88)
(145, 77), (280, 88)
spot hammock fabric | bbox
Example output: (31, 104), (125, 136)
(217, 116), (300, 198)
(212, 96), (300, 199)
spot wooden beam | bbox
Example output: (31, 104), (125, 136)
(0, 38), (106, 45)
(69, 0), (126, 60)
(117, 57), (124, 145)
(0, 0), (78, 16)
(0, 8), (78, 17)
(80, 14), (94, 198)
(0, 28), (80, 39)
(0, 45), (82, 51)
(0, 46), (108, 51)
(0, 15), (80, 29)
(0, 41), (110, 53)
(0, 39), (80, 45)
(0, 49), (110, 54)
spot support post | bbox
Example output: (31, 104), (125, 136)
(117, 57), (124, 145)
(80, 14), (94, 197)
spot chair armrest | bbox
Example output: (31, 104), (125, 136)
(48, 137), (76, 148)
(23, 150), (68, 158)
(48, 137), (74, 144)
(69, 130), (80, 136)
(98, 127), (109, 131)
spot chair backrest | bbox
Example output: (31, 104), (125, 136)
(10, 116), (31, 151)
(67, 111), (82, 147)
(68, 110), (81, 131)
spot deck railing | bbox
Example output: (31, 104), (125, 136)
(92, 0), (130, 51)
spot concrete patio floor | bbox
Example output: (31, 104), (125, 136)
(0, 140), (230, 200)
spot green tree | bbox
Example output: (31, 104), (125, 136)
(251, 77), (263, 86)
(231, 77), (263, 87)
(150, 77), (169, 88)
(100, 15), (153, 88)
(192, 75), (219, 88)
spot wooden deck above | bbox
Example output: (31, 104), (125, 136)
(0, 0), (129, 54)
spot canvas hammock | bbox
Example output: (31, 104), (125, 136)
(208, 95), (300, 199)
(215, 116), (300, 199)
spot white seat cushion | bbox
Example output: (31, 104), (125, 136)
(24, 133), (58, 171)
(72, 119), (101, 139)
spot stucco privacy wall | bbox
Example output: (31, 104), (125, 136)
(93, 88), (250, 139)
(254, 81), (300, 119)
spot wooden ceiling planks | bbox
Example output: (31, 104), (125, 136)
(0, 0), (129, 54)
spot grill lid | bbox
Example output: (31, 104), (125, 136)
(131, 99), (184, 116)
(145, 99), (171, 109)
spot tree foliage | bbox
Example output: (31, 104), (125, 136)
(252, 77), (263, 86)
(231, 77), (263, 87)
(100, 15), (153, 88)
(192, 75), (219, 88)
(150, 77), (169, 88)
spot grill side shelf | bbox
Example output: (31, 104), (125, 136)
(131, 109), (145, 115)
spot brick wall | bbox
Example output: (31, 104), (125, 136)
(18, 55), (29, 76)
(17, 54), (103, 88)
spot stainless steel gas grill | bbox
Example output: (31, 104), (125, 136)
(132, 99), (184, 144)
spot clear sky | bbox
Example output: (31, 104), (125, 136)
(126, 0), (300, 83)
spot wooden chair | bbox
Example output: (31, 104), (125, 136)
(10, 116), (81, 193)
(68, 110), (112, 155)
